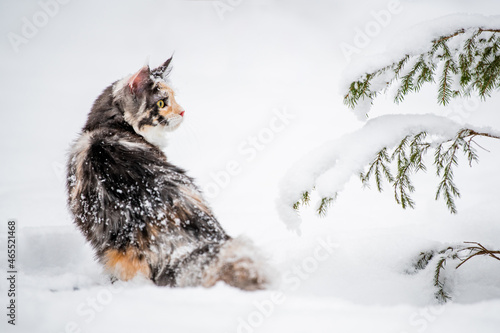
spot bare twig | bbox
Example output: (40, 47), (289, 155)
(456, 242), (500, 269)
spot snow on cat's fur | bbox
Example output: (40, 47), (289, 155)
(67, 58), (270, 290)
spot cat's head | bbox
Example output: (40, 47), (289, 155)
(112, 57), (185, 147)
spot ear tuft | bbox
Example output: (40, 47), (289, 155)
(151, 55), (173, 80)
(128, 65), (152, 95)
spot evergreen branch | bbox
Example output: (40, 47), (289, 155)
(293, 191), (311, 211)
(432, 28), (500, 44)
(391, 132), (429, 209)
(409, 132), (430, 172)
(437, 58), (458, 105)
(343, 27), (500, 109)
(360, 147), (393, 191)
(477, 54), (500, 98)
(406, 247), (456, 303)
(360, 129), (498, 214)
(344, 74), (375, 108)
(433, 241), (500, 303)
(393, 54), (411, 78)
(459, 30), (481, 88)
(408, 241), (500, 304)
(415, 58), (436, 91)
(463, 130), (500, 140)
(433, 246), (461, 303)
(433, 129), (499, 213)
(293, 129), (499, 217)
(433, 38), (453, 61)
(463, 136), (479, 166)
(406, 250), (435, 274)
(458, 53), (473, 88)
(391, 135), (410, 163)
(432, 29), (466, 45)
(317, 196), (335, 217)
(434, 255), (452, 303)
(434, 133), (462, 214)
(301, 191), (311, 206)
(394, 56), (425, 103)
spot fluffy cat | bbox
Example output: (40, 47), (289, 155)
(67, 57), (269, 290)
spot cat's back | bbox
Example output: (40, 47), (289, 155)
(67, 126), (170, 205)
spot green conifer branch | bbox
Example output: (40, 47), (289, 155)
(355, 129), (499, 213)
(293, 190), (311, 211)
(394, 54), (411, 78)
(434, 256), (451, 303)
(295, 29), (500, 217)
(407, 242), (500, 303)
(437, 58), (459, 105)
(415, 56), (435, 92)
(317, 196), (335, 217)
(343, 28), (500, 110)
(435, 139), (461, 214)
(433, 129), (490, 213)
(406, 250), (435, 274)
(360, 147), (393, 191)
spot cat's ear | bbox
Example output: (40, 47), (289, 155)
(151, 56), (173, 79)
(128, 65), (152, 96)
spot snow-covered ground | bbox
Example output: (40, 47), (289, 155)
(1, 0), (500, 332)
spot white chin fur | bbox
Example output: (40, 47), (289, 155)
(164, 116), (183, 132)
(137, 117), (183, 148)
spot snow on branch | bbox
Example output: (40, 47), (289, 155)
(344, 27), (500, 119)
(277, 114), (500, 232)
(407, 242), (500, 303)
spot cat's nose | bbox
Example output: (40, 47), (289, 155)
(180, 111), (185, 117)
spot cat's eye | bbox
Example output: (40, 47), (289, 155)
(156, 100), (165, 108)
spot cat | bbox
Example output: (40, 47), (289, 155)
(67, 57), (269, 290)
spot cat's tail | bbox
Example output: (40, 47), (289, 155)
(202, 236), (274, 291)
